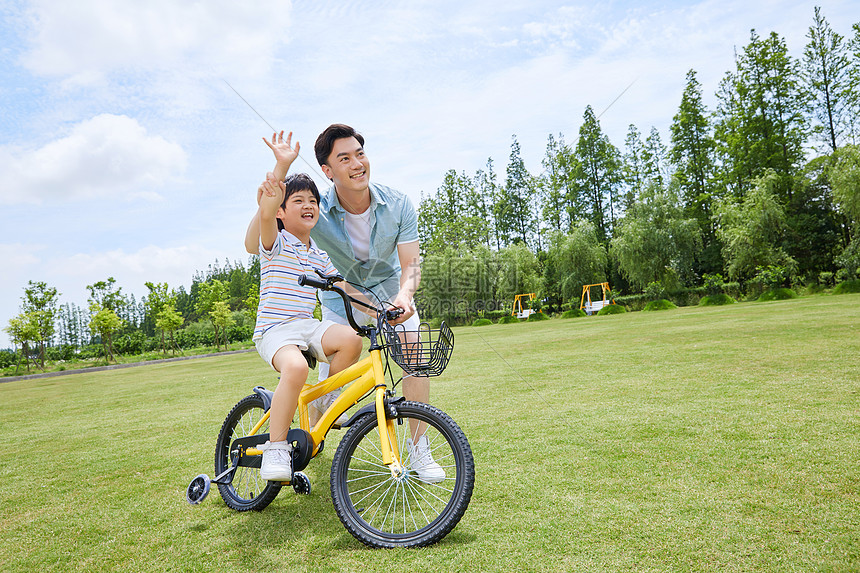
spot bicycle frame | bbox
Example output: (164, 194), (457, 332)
(243, 343), (404, 475)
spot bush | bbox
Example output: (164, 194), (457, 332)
(833, 279), (860, 294)
(597, 304), (627, 316)
(561, 309), (586, 319)
(497, 315), (521, 325)
(643, 299), (677, 311)
(471, 318), (493, 327)
(527, 312), (549, 321)
(757, 288), (798, 301)
(818, 271), (834, 286)
(614, 293), (649, 311)
(699, 294), (737, 306)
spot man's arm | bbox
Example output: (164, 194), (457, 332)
(390, 240), (421, 324)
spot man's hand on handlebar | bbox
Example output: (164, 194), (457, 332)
(388, 292), (416, 325)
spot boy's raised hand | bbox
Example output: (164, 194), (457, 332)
(258, 172), (285, 216)
(263, 131), (300, 168)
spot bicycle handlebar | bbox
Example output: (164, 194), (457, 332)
(298, 273), (404, 335)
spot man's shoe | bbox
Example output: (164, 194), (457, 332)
(258, 440), (292, 481)
(311, 390), (349, 427)
(406, 434), (446, 483)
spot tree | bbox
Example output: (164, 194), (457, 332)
(714, 30), (808, 198)
(610, 185), (702, 291)
(714, 169), (797, 281)
(542, 223), (608, 307)
(669, 68), (720, 276)
(210, 301), (234, 352)
(803, 7), (852, 153)
(495, 243), (541, 303)
(4, 313), (40, 373)
(540, 133), (578, 232)
(572, 106), (622, 243)
(155, 305), (184, 355)
(497, 136), (538, 248)
(642, 127), (670, 188)
(89, 302), (124, 362)
(829, 144), (860, 277)
(21, 280), (60, 368)
(145, 282), (182, 354)
(622, 124), (647, 210)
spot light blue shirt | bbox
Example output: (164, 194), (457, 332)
(311, 181), (419, 317)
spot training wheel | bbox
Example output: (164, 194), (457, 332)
(292, 472), (311, 495)
(186, 474), (211, 505)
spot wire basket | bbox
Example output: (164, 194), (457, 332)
(381, 321), (454, 377)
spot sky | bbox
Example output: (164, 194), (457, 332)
(1, 0), (857, 348)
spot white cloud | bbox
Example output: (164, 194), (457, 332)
(0, 114), (186, 204)
(19, 0), (294, 82)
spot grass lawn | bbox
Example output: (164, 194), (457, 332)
(1, 294), (858, 572)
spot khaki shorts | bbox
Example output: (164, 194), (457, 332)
(255, 318), (338, 370)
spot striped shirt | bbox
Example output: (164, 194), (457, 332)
(254, 230), (338, 341)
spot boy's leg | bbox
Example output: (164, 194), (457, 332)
(259, 344), (308, 481)
(269, 345), (309, 442)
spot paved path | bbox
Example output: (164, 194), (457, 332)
(1, 348), (255, 384)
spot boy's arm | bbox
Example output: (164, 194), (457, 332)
(259, 177), (284, 251)
(246, 132), (300, 253)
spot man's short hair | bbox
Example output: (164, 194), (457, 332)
(314, 123), (365, 166)
(277, 173), (320, 231)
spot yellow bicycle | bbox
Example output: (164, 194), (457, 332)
(186, 273), (474, 548)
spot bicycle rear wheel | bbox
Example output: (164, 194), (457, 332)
(215, 394), (281, 511)
(330, 401), (474, 548)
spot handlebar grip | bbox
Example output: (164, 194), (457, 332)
(298, 273), (328, 290)
(385, 308), (405, 321)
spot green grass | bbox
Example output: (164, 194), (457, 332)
(833, 279), (860, 294)
(2, 294), (859, 572)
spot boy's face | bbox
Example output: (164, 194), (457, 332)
(277, 189), (319, 237)
(321, 136), (370, 194)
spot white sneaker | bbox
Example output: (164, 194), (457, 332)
(311, 390), (349, 427)
(406, 434), (446, 483)
(258, 440), (292, 481)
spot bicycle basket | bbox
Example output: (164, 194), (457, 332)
(381, 321), (454, 377)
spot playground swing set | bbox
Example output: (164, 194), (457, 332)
(580, 282), (613, 315)
(511, 293), (538, 319)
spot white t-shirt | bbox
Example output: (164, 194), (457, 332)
(343, 207), (372, 263)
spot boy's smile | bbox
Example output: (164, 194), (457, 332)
(277, 189), (319, 243)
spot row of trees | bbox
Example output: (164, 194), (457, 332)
(3, 258), (260, 371)
(417, 10), (860, 319)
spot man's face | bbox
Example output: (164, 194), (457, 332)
(321, 136), (370, 194)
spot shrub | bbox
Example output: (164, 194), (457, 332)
(471, 318), (493, 327)
(561, 309), (586, 319)
(643, 299), (677, 311)
(497, 315), (521, 325)
(597, 304), (627, 315)
(614, 293), (649, 311)
(699, 294), (736, 306)
(833, 279), (860, 294)
(818, 271), (834, 286)
(527, 312), (549, 321)
(702, 273), (725, 296)
(757, 288), (798, 301)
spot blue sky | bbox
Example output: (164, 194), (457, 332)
(1, 0), (856, 347)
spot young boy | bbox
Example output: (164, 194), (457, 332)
(253, 159), (362, 481)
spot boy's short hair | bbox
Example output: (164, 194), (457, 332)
(314, 123), (365, 166)
(277, 173), (320, 231)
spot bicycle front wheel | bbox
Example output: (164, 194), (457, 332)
(215, 394), (281, 511)
(330, 401), (474, 548)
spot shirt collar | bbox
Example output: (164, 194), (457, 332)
(325, 182), (386, 214)
(280, 229), (318, 250)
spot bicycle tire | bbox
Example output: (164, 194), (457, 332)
(330, 401), (474, 548)
(215, 394), (282, 511)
